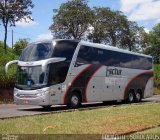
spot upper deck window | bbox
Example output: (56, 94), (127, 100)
(76, 45), (152, 70)
(20, 43), (53, 61)
(19, 40), (78, 62)
(53, 40), (78, 61)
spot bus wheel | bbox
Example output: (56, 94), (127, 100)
(68, 92), (81, 109)
(42, 105), (51, 110)
(127, 90), (135, 103)
(135, 90), (142, 103)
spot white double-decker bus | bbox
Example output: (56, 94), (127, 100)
(5, 39), (154, 108)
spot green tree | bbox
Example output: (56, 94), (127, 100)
(120, 21), (149, 52)
(0, 41), (18, 88)
(13, 38), (30, 55)
(144, 23), (160, 64)
(0, 0), (34, 52)
(0, 41), (4, 48)
(88, 7), (129, 46)
(50, 0), (94, 40)
(0, 40), (9, 49)
(88, 7), (148, 52)
(87, 7), (111, 43)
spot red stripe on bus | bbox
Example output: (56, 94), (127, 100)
(125, 70), (153, 89)
(84, 66), (102, 102)
(63, 64), (92, 104)
(123, 70), (154, 99)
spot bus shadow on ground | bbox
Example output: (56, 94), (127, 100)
(18, 100), (150, 112)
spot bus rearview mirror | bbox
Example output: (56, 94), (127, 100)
(5, 60), (18, 74)
(42, 57), (66, 72)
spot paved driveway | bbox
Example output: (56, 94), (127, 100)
(0, 95), (160, 119)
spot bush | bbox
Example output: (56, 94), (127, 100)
(0, 47), (18, 88)
(154, 64), (160, 89)
(153, 64), (160, 95)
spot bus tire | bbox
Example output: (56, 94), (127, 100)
(127, 90), (135, 103)
(68, 92), (81, 109)
(135, 90), (142, 103)
(42, 105), (51, 110)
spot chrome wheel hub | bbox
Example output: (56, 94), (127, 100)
(136, 93), (141, 101)
(71, 95), (78, 105)
(129, 93), (134, 102)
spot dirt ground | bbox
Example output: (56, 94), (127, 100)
(0, 88), (14, 102)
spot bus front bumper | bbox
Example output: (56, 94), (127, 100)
(14, 88), (50, 106)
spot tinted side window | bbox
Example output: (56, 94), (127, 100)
(49, 41), (78, 85)
(76, 45), (152, 70)
(53, 41), (78, 61)
(93, 48), (152, 70)
(48, 62), (69, 85)
(98, 49), (120, 66)
(76, 45), (94, 64)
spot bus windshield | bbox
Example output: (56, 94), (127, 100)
(20, 43), (53, 61)
(16, 66), (49, 89)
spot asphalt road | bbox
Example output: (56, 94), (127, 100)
(0, 95), (160, 119)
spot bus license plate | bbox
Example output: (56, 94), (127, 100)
(23, 100), (29, 104)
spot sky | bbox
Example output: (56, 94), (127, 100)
(0, 0), (160, 47)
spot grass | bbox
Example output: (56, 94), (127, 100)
(154, 87), (160, 95)
(0, 101), (14, 105)
(138, 127), (160, 134)
(0, 103), (160, 135)
(123, 127), (160, 140)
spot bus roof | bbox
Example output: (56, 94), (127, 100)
(28, 39), (152, 58)
(29, 39), (79, 45)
